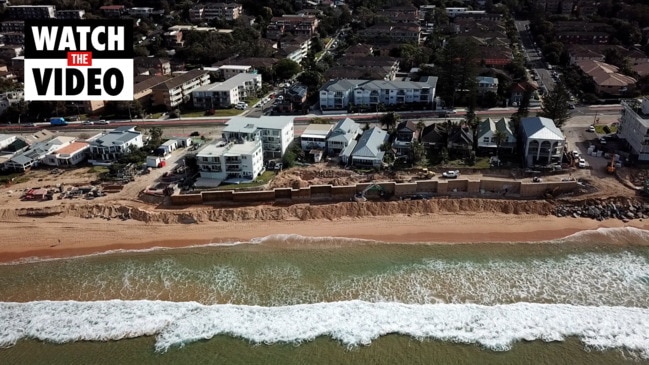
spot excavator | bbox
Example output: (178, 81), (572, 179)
(353, 182), (385, 202)
(607, 155), (616, 174)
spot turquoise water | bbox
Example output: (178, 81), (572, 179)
(1, 228), (649, 363)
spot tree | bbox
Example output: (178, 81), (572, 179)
(380, 112), (400, 132)
(493, 129), (507, 158)
(517, 88), (533, 117)
(148, 127), (163, 147)
(297, 70), (324, 92)
(274, 59), (301, 80)
(437, 37), (479, 107)
(416, 121), (426, 139)
(539, 83), (572, 127)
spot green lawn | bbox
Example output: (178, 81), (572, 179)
(88, 166), (109, 174)
(244, 97), (259, 106)
(442, 157), (491, 169)
(214, 171), (275, 190)
(595, 124), (618, 134)
(149, 113), (164, 119)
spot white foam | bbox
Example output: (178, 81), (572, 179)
(1, 300), (649, 357)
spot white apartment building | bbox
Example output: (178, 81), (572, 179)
(619, 98), (649, 161)
(224, 116), (294, 159)
(88, 126), (144, 162)
(190, 2), (243, 22)
(197, 139), (264, 181)
(192, 73), (262, 109)
(319, 77), (438, 112)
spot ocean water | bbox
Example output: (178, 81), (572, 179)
(1, 228), (649, 364)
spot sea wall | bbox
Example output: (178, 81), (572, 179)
(170, 179), (578, 206)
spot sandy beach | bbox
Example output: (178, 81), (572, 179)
(1, 211), (647, 263)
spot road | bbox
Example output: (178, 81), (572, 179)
(514, 20), (556, 93)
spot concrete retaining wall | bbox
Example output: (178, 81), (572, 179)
(171, 179), (578, 205)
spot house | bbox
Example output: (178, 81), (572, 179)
(420, 123), (447, 151)
(618, 98), (649, 161)
(223, 116), (294, 159)
(134, 57), (172, 76)
(42, 141), (89, 167)
(520, 117), (565, 167)
(510, 81), (538, 107)
(447, 124), (474, 156)
(196, 139), (264, 184)
(393, 120), (420, 157)
(301, 123), (334, 152)
(88, 126), (144, 162)
(192, 72), (261, 109)
(477, 117), (516, 153)
(151, 69), (211, 109)
(344, 127), (388, 168)
(274, 84), (309, 114)
(0, 91), (23, 115)
(319, 77), (437, 112)
(576, 60), (637, 96)
(326, 117), (362, 155)
(5, 136), (76, 171)
(476, 76), (499, 95)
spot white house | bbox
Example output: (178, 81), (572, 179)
(192, 73), (262, 109)
(476, 76), (499, 95)
(326, 117), (362, 155)
(619, 98), (649, 161)
(196, 139), (264, 183)
(88, 126), (144, 162)
(224, 116), (294, 159)
(42, 141), (89, 167)
(477, 117), (516, 153)
(520, 117), (565, 167)
(319, 77), (437, 112)
(6, 136), (76, 171)
(301, 123), (333, 151)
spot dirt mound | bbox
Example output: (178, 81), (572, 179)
(270, 167), (365, 188)
(0, 198), (559, 224)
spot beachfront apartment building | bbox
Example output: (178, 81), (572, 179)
(319, 77), (438, 112)
(224, 116), (294, 160)
(88, 126), (144, 162)
(192, 73), (262, 109)
(619, 98), (649, 161)
(196, 139), (264, 182)
(151, 69), (211, 109)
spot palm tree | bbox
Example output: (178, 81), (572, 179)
(416, 121), (426, 141)
(380, 112), (400, 132)
(493, 129), (508, 159)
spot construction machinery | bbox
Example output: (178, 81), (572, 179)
(353, 182), (385, 202)
(416, 168), (435, 179)
(607, 155), (616, 174)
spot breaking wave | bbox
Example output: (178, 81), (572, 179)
(1, 300), (649, 357)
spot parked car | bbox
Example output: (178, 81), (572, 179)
(578, 158), (587, 168)
(572, 150), (580, 158)
(442, 170), (460, 178)
(587, 126), (595, 132)
(599, 138), (607, 145)
(82, 121), (94, 125)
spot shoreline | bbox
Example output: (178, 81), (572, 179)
(1, 212), (648, 263)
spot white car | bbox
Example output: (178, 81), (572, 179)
(81, 121), (94, 125)
(96, 120), (109, 125)
(571, 150), (580, 158)
(599, 138), (607, 145)
(442, 170), (460, 178)
(587, 126), (595, 132)
(577, 158), (586, 168)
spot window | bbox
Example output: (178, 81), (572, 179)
(483, 137), (490, 143)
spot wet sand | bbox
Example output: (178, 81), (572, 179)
(1, 213), (647, 263)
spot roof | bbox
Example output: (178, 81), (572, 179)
(100, 5), (124, 10)
(477, 118), (515, 139)
(151, 69), (209, 91)
(321, 77), (437, 93)
(448, 125), (473, 146)
(351, 127), (387, 159)
(329, 117), (361, 143)
(198, 140), (259, 158)
(397, 120), (417, 133)
(91, 127), (141, 147)
(477, 76), (499, 85)
(301, 124), (333, 139)
(54, 141), (88, 155)
(22, 129), (54, 145)
(225, 116), (293, 131)
(576, 60), (637, 87)
(521, 117), (565, 141)
(193, 73), (260, 92)
(134, 75), (170, 94)
(421, 124), (447, 144)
